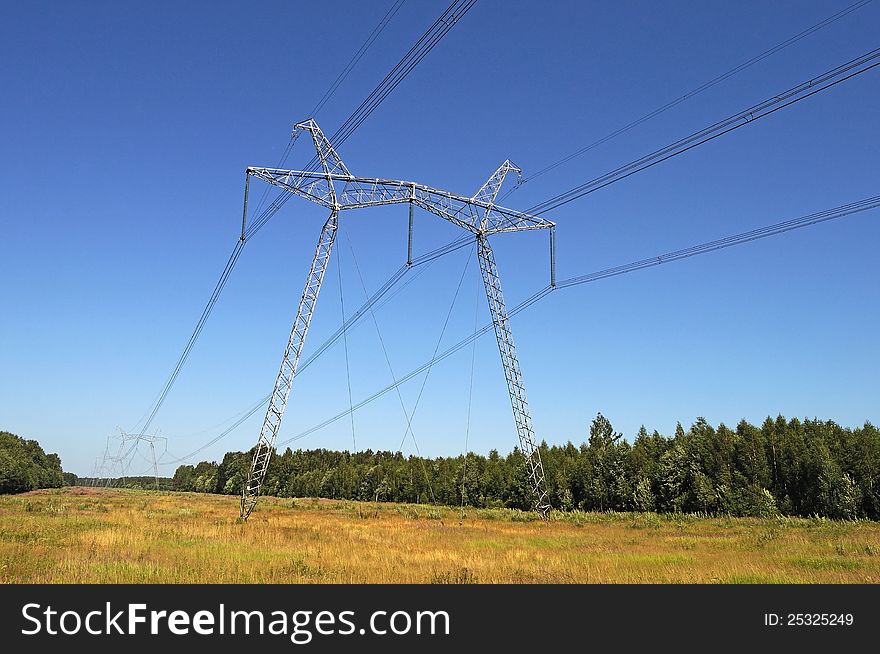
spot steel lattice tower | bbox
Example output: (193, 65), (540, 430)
(240, 120), (555, 519)
(101, 429), (168, 490)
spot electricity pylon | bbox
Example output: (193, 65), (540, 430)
(101, 429), (167, 490)
(240, 119), (555, 520)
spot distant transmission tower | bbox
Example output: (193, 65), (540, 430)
(239, 119), (555, 520)
(102, 429), (167, 490)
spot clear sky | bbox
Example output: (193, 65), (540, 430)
(1, 1), (878, 477)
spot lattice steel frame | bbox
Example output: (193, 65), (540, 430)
(98, 429), (167, 489)
(240, 210), (338, 519)
(240, 119), (556, 519)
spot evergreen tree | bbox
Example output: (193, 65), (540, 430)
(162, 414), (879, 521)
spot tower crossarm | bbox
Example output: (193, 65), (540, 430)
(247, 167), (554, 236)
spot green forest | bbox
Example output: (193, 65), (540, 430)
(0, 430), (64, 494)
(71, 475), (175, 491)
(170, 414), (880, 520)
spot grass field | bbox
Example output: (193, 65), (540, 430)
(2, 487), (880, 583)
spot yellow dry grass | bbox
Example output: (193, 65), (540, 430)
(2, 487), (880, 583)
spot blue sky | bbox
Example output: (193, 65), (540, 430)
(1, 0), (878, 476)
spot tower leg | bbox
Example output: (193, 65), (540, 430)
(240, 210), (339, 519)
(476, 235), (551, 517)
(150, 441), (158, 490)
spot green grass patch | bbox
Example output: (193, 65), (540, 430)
(788, 556), (862, 572)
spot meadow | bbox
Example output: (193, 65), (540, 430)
(1, 487), (879, 583)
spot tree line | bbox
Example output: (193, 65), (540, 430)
(170, 414), (880, 520)
(71, 475), (175, 491)
(0, 430), (64, 494)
